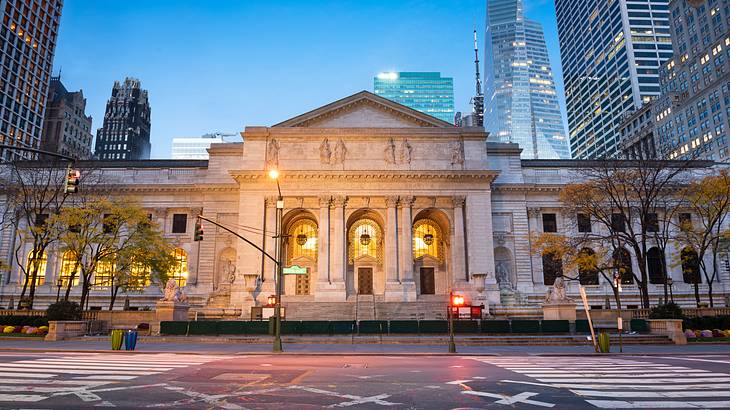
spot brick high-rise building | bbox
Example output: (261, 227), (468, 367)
(40, 76), (93, 159)
(0, 0), (64, 160)
(94, 77), (151, 160)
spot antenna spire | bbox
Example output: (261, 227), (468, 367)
(470, 30), (484, 127)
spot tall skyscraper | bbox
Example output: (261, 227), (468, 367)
(555, 0), (673, 159)
(0, 0), (63, 161)
(484, 0), (570, 159)
(171, 133), (225, 160)
(373, 72), (455, 123)
(40, 76), (93, 159)
(94, 78), (151, 160)
(656, 0), (730, 162)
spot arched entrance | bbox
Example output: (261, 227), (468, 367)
(283, 210), (318, 296)
(347, 209), (385, 296)
(412, 209), (450, 296)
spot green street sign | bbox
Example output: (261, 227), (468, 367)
(283, 265), (308, 275)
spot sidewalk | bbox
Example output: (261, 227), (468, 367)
(0, 336), (728, 355)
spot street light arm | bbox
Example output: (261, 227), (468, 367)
(196, 215), (280, 266)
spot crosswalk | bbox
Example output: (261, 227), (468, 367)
(470, 356), (730, 409)
(0, 353), (230, 404)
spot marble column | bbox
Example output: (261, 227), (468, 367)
(318, 195), (347, 301)
(385, 196), (399, 284)
(527, 207), (542, 285)
(260, 196), (278, 294)
(317, 195), (331, 284)
(399, 196), (415, 283)
(451, 196), (467, 283)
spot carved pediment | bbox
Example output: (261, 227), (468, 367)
(273, 91), (453, 128)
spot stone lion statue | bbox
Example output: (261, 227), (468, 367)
(544, 276), (572, 303)
(162, 278), (188, 303)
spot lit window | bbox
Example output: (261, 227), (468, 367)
(93, 256), (115, 288)
(288, 219), (318, 263)
(348, 219), (382, 264)
(413, 219), (442, 261)
(58, 251), (80, 287)
(25, 250), (47, 286)
(170, 248), (188, 287)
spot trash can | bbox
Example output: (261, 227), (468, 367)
(110, 329), (124, 350)
(124, 330), (138, 351)
(598, 329), (611, 353)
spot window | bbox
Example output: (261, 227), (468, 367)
(542, 213), (558, 233)
(646, 212), (659, 232)
(58, 251), (80, 287)
(25, 249), (47, 286)
(578, 248), (599, 285)
(413, 219), (443, 261)
(102, 214), (117, 234)
(35, 213), (48, 227)
(577, 214), (592, 233)
(287, 218), (318, 263)
(679, 212), (692, 230)
(681, 247), (702, 284)
(127, 260), (151, 291)
(613, 248), (634, 284)
(611, 213), (626, 232)
(93, 256), (115, 288)
(172, 214), (187, 234)
(542, 251), (563, 285)
(348, 219), (382, 264)
(647, 247), (667, 284)
(170, 248), (188, 287)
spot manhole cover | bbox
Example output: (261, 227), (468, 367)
(343, 363), (367, 368)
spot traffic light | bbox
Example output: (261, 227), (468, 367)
(64, 166), (80, 194)
(194, 220), (204, 241)
(451, 294), (465, 307)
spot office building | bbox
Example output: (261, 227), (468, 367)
(618, 102), (658, 159)
(555, 0), (673, 158)
(373, 72), (455, 123)
(171, 133), (225, 160)
(94, 78), (151, 160)
(0, 0), (63, 160)
(484, 0), (570, 159)
(40, 76), (93, 159)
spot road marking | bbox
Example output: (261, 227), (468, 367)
(463, 390), (555, 407)
(658, 356), (730, 365)
(8, 363), (175, 371)
(525, 372), (720, 378)
(572, 390), (730, 398)
(0, 372), (56, 378)
(585, 400), (730, 408)
(288, 385), (400, 407)
(0, 367), (154, 376)
(446, 379), (473, 385)
(0, 394), (46, 402)
(534, 377), (730, 384)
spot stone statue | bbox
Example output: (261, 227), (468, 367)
(333, 138), (347, 164)
(384, 137), (396, 164)
(319, 138), (331, 164)
(496, 261), (515, 292)
(451, 140), (465, 166)
(266, 138), (280, 168)
(223, 259), (236, 284)
(544, 276), (572, 303)
(161, 278), (187, 303)
(399, 139), (412, 164)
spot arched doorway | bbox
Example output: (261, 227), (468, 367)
(612, 248), (634, 284)
(413, 209), (450, 296)
(647, 247), (666, 284)
(347, 209), (385, 296)
(283, 210), (318, 296)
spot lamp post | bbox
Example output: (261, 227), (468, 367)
(613, 271), (623, 353)
(269, 169), (284, 353)
(56, 281), (63, 303)
(448, 292), (464, 353)
(667, 277), (674, 303)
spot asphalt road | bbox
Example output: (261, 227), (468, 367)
(1, 351), (729, 409)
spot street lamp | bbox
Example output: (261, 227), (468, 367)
(56, 280), (63, 303)
(448, 292), (464, 353)
(667, 277), (674, 303)
(613, 271), (623, 353)
(269, 169), (284, 353)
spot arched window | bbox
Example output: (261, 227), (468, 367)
(58, 251), (80, 287)
(288, 219), (318, 263)
(25, 250), (47, 286)
(681, 247), (701, 284)
(578, 248), (599, 285)
(170, 248), (188, 287)
(93, 256), (115, 288)
(542, 251), (563, 285)
(612, 248), (634, 284)
(128, 259), (151, 290)
(647, 247), (666, 284)
(348, 219), (382, 264)
(413, 219), (443, 261)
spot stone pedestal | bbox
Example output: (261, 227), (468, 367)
(314, 282), (347, 302)
(155, 301), (190, 322)
(542, 302), (577, 322)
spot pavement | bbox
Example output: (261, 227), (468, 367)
(0, 350), (729, 408)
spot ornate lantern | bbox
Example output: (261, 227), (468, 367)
(423, 233), (434, 246)
(359, 233), (371, 246)
(296, 233), (308, 246)
(267, 295), (277, 306)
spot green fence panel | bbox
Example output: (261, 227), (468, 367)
(358, 320), (387, 334)
(630, 319), (649, 333)
(217, 321), (246, 335)
(160, 321), (188, 335)
(419, 320), (448, 333)
(541, 320), (570, 333)
(575, 319), (590, 333)
(389, 320), (420, 333)
(454, 320), (480, 333)
(481, 320), (511, 333)
(187, 321), (218, 335)
(330, 321), (356, 334)
(241, 321), (269, 334)
(299, 321), (330, 334)
(510, 320), (540, 333)
(280, 320), (301, 335)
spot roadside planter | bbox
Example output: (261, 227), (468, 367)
(110, 329), (124, 350)
(597, 330), (610, 353)
(124, 330), (138, 351)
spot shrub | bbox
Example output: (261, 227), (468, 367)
(684, 329), (696, 338)
(700, 329), (713, 338)
(648, 303), (684, 319)
(46, 301), (82, 321)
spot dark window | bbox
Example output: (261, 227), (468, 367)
(646, 213), (659, 232)
(578, 248), (599, 285)
(34, 213), (48, 227)
(679, 213), (692, 230)
(69, 224), (81, 233)
(102, 214), (115, 234)
(612, 248), (635, 284)
(611, 213), (626, 232)
(577, 214), (592, 233)
(542, 213), (558, 233)
(172, 214), (187, 234)
(647, 247), (666, 284)
(542, 251), (563, 285)
(681, 247), (701, 284)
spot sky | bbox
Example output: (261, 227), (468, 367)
(52, 0), (566, 159)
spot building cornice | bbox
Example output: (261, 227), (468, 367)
(493, 183), (563, 193)
(229, 170), (499, 184)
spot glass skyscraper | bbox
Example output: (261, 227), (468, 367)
(373, 72), (455, 123)
(555, 0), (672, 159)
(484, 0), (570, 159)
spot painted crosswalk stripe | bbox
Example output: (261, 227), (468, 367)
(0, 394), (46, 402)
(586, 400), (730, 408)
(534, 377), (730, 383)
(571, 390), (730, 398)
(0, 367), (154, 376)
(9, 363), (175, 371)
(0, 372), (56, 378)
(32, 359), (189, 367)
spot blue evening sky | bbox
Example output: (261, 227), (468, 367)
(53, 0), (565, 158)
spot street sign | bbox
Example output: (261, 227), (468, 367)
(283, 265), (307, 275)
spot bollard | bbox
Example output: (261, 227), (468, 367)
(598, 329), (611, 353)
(110, 329), (124, 350)
(124, 329), (138, 351)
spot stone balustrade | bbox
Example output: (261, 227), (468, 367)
(45, 321), (87, 341)
(646, 319), (687, 345)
